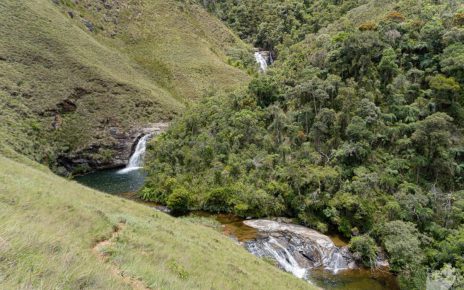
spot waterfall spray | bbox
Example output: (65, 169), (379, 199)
(264, 237), (307, 279)
(254, 51), (268, 72)
(118, 133), (152, 174)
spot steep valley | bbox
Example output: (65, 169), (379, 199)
(1, 0), (464, 289)
(0, 0), (250, 175)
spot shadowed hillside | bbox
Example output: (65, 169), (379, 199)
(0, 0), (250, 175)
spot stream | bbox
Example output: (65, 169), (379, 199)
(76, 168), (399, 290)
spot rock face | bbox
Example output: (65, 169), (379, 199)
(243, 220), (357, 280)
(81, 19), (95, 32)
(57, 123), (169, 175)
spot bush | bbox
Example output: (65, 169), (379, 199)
(349, 235), (378, 267)
(298, 212), (329, 233)
(203, 187), (234, 213)
(167, 187), (191, 216)
(233, 189), (284, 217)
(386, 12), (405, 22)
(381, 221), (424, 272)
(141, 177), (177, 203)
(248, 77), (278, 108)
(455, 13), (464, 26)
(359, 21), (377, 31)
(398, 265), (427, 290)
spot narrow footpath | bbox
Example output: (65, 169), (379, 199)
(93, 223), (150, 290)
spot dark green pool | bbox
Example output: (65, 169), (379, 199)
(74, 168), (146, 194)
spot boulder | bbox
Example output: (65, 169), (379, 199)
(81, 19), (95, 32)
(244, 220), (357, 275)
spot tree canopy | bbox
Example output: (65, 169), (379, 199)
(145, 1), (464, 289)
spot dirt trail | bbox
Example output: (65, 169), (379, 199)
(93, 223), (150, 290)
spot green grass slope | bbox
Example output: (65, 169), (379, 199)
(0, 0), (179, 165)
(59, 0), (251, 101)
(0, 0), (250, 173)
(0, 154), (313, 290)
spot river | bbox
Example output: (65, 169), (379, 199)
(75, 167), (399, 290)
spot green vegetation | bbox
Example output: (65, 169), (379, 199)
(1, 0), (464, 289)
(68, 0), (251, 100)
(0, 155), (313, 289)
(144, 1), (464, 289)
(0, 0), (250, 174)
(167, 187), (192, 216)
(349, 235), (378, 268)
(199, 0), (365, 54)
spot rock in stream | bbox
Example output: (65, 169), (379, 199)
(243, 220), (357, 280)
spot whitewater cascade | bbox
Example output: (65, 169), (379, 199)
(263, 237), (307, 279)
(254, 51), (268, 72)
(118, 133), (152, 174)
(244, 220), (355, 281)
(326, 251), (349, 274)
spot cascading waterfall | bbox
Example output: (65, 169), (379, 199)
(264, 237), (307, 279)
(118, 133), (152, 174)
(244, 220), (356, 283)
(326, 251), (349, 274)
(254, 51), (268, 72)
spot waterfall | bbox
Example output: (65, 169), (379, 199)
(117, 134), (152, 174)
(326, 251), (349, 274)
(254, 51), (268, 72)
(244, 220), (355, 282)
(262, 237), (307, 279)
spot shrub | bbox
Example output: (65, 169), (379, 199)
(233, 189), (284, 217)
(167, 259), (189, 280)
(381, 221), (424, 272)
(141, 177), (177, 203)
(349, 235), (378, 267)
(359, 21), (377, 31)
(298, 212), (329, 233)
(454, 13), (464, 26)
(167, 187), (191, 216)
(248, 76), (278, 108)
(386, 12), (405, 22)
(203, 187), (234, 213)
(233, 203), (249, 216)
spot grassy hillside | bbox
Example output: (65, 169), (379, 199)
(59, 0), (252, 100)
(0, 0), (250, 174)
(0, 154), (313, 289)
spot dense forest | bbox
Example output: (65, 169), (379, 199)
(143, 1), (464, 289)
